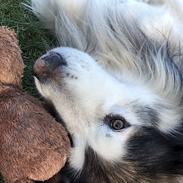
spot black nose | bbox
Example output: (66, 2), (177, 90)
(33, 52), (67, 80)
(42, 52), (67, 70)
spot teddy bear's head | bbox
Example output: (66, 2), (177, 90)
(0, 27), (24, 87)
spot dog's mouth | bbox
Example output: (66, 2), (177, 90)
(33, 51), (67, 82)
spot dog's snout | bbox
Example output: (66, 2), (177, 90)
(43, 52), (67, 70)
(33, 52), (67, 80)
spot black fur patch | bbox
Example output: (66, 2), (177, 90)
(52, 126), (183, 183)
(134, 105), (159, 126)
(126, 127), (183, 177)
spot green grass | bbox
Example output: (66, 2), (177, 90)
(0, 0), (57, 96)
(0, 0), (57, 182)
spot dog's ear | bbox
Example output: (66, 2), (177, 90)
(0, 26), (24, 87)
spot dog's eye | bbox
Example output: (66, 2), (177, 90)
(104, 114), (130, 131)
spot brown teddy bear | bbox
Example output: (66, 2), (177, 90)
(0, 27), (70, 183)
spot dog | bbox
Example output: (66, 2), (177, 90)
(31, 0), (183, 182)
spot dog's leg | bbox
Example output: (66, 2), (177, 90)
(31, 0), (183, 51)
(140, 2), (183, 48)
(117, 1), (183, 48)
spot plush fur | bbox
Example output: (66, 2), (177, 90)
(0, 27), (70, 183)
(31, 0), (183, 182)
(0, 27), (24, 86)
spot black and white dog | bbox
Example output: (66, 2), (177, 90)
(31, 0), (183, 182)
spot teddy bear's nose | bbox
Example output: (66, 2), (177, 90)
(33, 52), (67, 80)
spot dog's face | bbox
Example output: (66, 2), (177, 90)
(31, 0), (183, 181)
(34, 47), (183, 181)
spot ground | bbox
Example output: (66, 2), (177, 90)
(0, 0), (56, 182)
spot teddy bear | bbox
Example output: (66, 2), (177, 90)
(0, 26), (70, 183)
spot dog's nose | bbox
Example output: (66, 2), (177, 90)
(43, 52), (67, 70)
(33, 52), (67, 79)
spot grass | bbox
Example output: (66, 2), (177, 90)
(0, 0), (57, 182)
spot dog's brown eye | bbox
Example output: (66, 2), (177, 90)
(104, 114), (130, 131)
(111, 119), (125, 130)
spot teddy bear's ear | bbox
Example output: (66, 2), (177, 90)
(0, 26), (25, 87)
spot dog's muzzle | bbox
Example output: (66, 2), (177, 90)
(33, 52), (67, 80)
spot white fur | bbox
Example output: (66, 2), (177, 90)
(34, 47), (181, 171)
(69, 134), (86, 170)
(31, 0), (183, 171)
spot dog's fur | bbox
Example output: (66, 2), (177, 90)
(31, 0), (183, 182)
